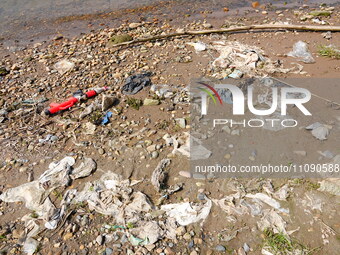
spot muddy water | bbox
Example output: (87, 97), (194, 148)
(0, 0), (338, 46)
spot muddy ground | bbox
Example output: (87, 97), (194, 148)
(0, 1), (340, 255)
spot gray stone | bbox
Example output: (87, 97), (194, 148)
(215, 245), (226, 252)
(102, 95), (116, 111)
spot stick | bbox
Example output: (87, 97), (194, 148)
(111, 24), (340, 47)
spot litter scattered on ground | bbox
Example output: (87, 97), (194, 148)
(160, 196), (212, 226)
(186, 42), (207, 52)
(0, 157), (97, 254)
(45, 87), (108, 115)
(228, 69), (243, 79)
(54, 59), (75, 74)
(287, 41), (315, 63)
(306, 122), (330, 140)
(22, 97), (49, 105)
(246, 193), (289, 213)
(74, 172), (149, 223)
(207, 41), (298, 78)
(257, 210), (288, 235)
(150, 84), (174, 98)
(151, 158), (171, 192)
(79, 102), (100, 119)
(101, 111), (113, 125)
(121, 73), (152, 95)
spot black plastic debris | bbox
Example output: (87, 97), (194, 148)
(121, 72), (152, 95)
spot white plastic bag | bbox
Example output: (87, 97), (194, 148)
(288, 41), (315, 63)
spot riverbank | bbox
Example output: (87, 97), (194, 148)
(0, 1), (340, 255)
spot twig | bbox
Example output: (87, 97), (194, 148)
(111, 24), (340, 47)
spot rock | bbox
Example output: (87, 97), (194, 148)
(197, 193), (205, 200)
(144, 98), (159, 106)
(294, 151), (307, 156)
(12, 229), (22, 239)
(145, 244), (156, 251)
(322, 31), (332, 40)
(175, 226), (186, 236)
(147, 144), (157, 152)
(203, 23), (213, 29)
(98, 148), (105, 155)
(179, 171), (191, 178)
(183, 233), (191, 240)
(110, 34), (133, 45)
(175, 118), (186, 128)
(194, 237), (203, 245)
(262, 11), (268, 15)
(83, 122), (96, 135)
(243, 243), (250, 252)
(319, 150), (334, 159)
(238, 247), (246, 255)
(0, 67), (9, 76)
(252, 1), (260, 8)
(129, 23), (142, 29)
(102, 95), (116, 111)
(63, 232), (73, 241)
(151, 151), (159, 159)
(96, 234), (104, 245)
(19, 167), (28, 173)
(215, 245), (226, 252)
(309, 10), (332, 17)
(104, 248), (113, 255)
(164, 247), (174, 255)
(231, 129), (240, 136)
(190, 251), (198, 255)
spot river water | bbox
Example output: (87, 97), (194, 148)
(0, 0), (338, 45)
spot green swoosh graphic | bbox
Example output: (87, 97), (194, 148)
(199, 87), (217, 105)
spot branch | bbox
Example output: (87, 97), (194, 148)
(111, 24), (340, 47)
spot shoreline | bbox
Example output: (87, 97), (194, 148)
(1, 0), (339, 49)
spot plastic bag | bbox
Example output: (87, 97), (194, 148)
(288, 41), (315, 63)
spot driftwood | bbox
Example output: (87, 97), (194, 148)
(112, 24), (340, 47)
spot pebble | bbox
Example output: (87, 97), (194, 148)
(96, 234), (104, 245)
(164, 247), (174, 255)
(104, 248), (113, 255)
(144, 98), (159, 106)
(183, 233), (191, 240)
(151, 151), (159, 159)
(224, 153), (231, 160)
(175, 118), (186, 129)
(179, 171), (191, 178)
(176, 226), (186, 236)
(294, 150), (307, 156)
(203, 23), (213, 28)
(98, 148), (105, 155)
(243, 243), (250, 252)
(129, 22), (142, 29)
(63, 232), (73, 241)
(215, 245), (226, 252)
(102, 95), (116, 111)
